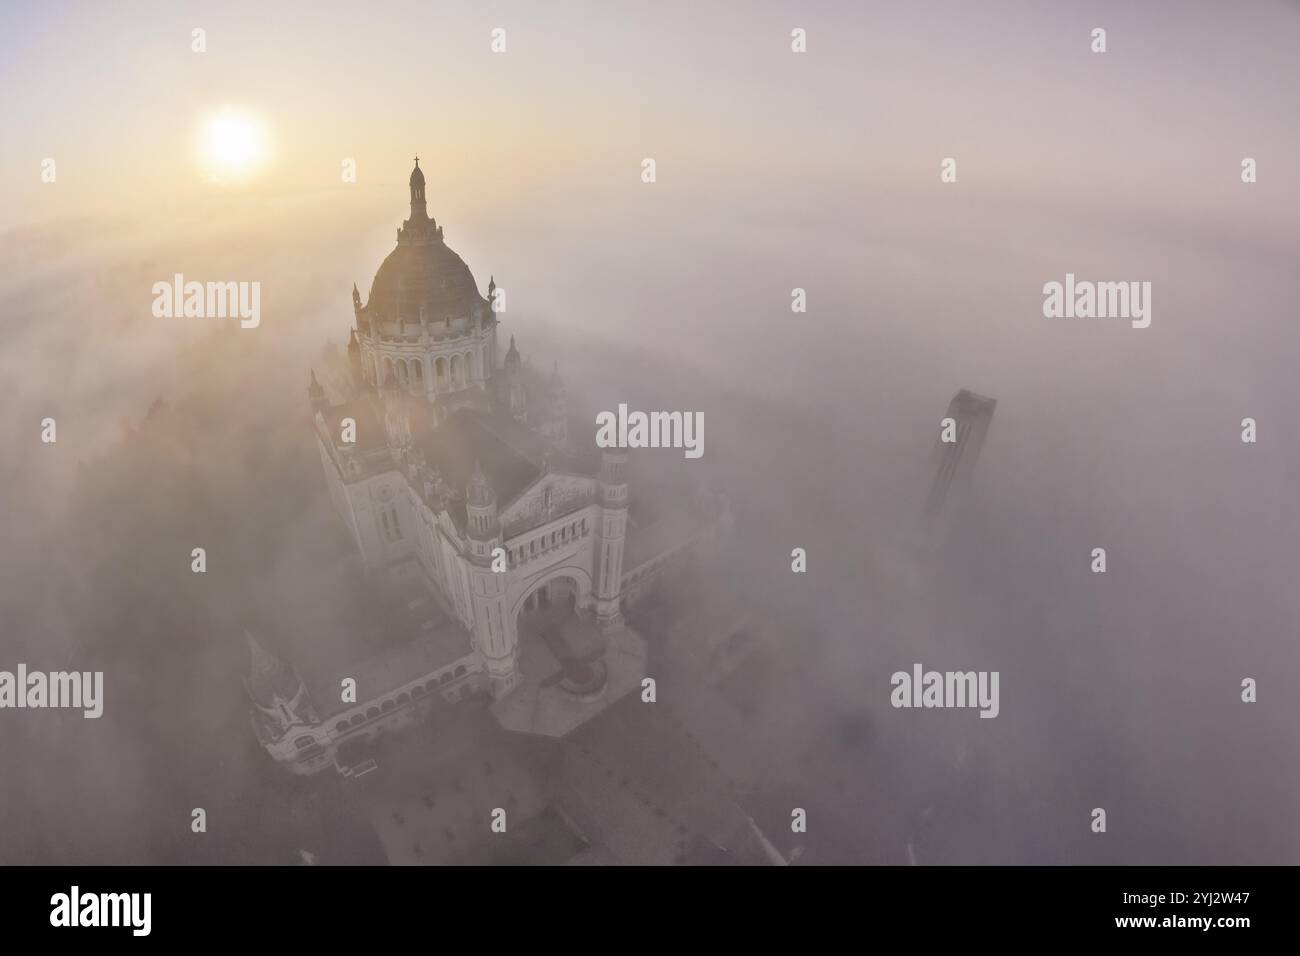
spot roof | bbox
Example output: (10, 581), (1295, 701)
(415, 408), (542, 509)
(623, 509), (701, 573)
(366, 237), (485, 324)
(321, 399), (386, 453)
(947, 389), (997, 420)
(339, 626), (472, 716)
(268, 559), (473, 719)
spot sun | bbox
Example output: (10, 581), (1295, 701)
(197, 108), (271, 183)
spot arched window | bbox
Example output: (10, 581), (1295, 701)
(294, 735), (316, 750)
(454, 665), (467, 678)
(335, 721), (348, 734)
(366, 706), (380, 719)
(450, 354), (463, 387)
(412, 685), (425, 698)
(396, 359), (409, 384)
(412, 361), (423, 384)
(383, 357), (394, 384)
(381, 700), (395, 712)
(464, 351), (475, 381)
(440, 672), (453, 685)
(435, 356), (448, 388)
(397, 692), (411, 705)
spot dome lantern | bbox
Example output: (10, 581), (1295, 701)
(408, 155), (427, 221)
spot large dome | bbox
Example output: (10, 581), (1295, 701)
(361, 159), (489, 325)
(367, 239), (484, 323)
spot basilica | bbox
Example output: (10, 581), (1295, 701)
(247, 160), (726, 774)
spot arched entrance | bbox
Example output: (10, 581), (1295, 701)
(519, 575), (578, 616)
(511, 569), (606, 698)
(510, 567), (593, 625)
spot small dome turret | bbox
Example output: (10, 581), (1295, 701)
(467, 460), (495, 507)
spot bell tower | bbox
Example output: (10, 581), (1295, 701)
(541, 362), (568, 446)
(464, 463), (517, 697)
(595, 448), (629, 632)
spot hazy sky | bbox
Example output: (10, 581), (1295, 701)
(1, 1), (1298, 863)
(4, 1), (1298, 224)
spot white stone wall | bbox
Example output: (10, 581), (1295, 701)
(360, 324), (495, 399)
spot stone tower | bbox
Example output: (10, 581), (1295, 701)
(594, 448), (629, 632)
(464, 462), (517, 696)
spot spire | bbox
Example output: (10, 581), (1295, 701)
(346, 331), (363, 389)
(245, 629), (302, 709)
(352, 282), (362, 311)
(246, 629), (279, 674)
(408, 155), (427, 221)
(505, 335), (521, 373)
(467, 459), (495, 506)
(543, 361), (568, 444)
(308, 368), (327, 408)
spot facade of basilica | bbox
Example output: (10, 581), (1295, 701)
(247, 161), (724, 774)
